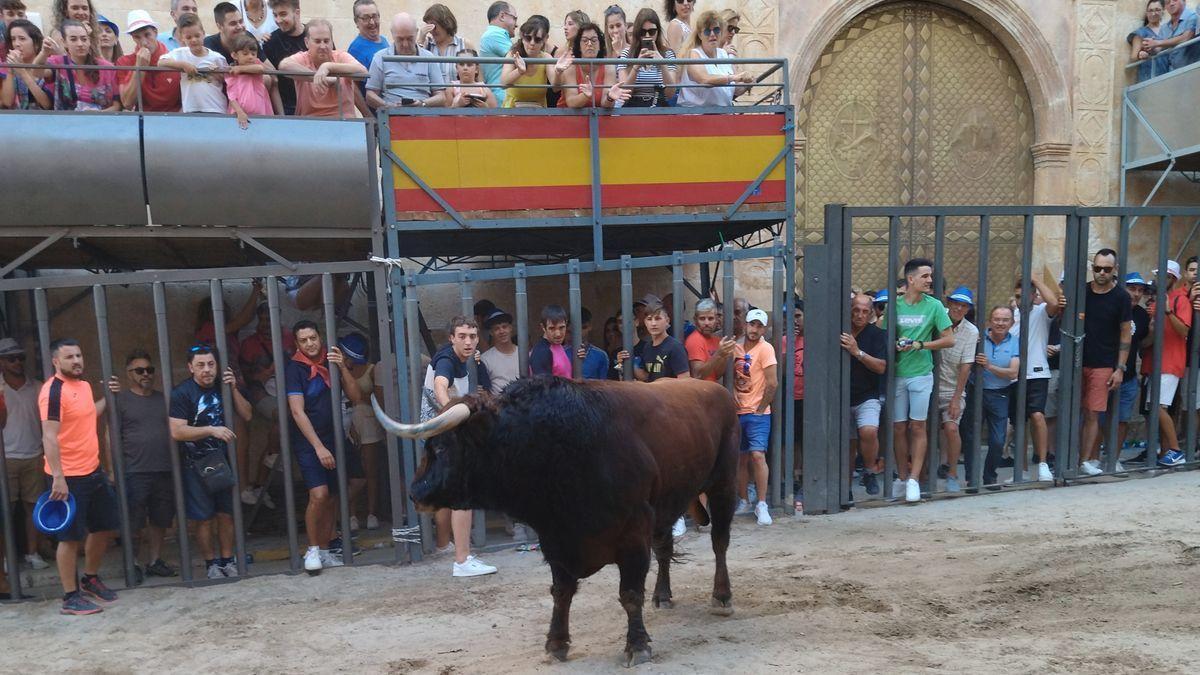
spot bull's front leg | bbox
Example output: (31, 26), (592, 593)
(545, 563), (578, 661)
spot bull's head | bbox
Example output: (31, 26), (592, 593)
(370, 395), (492, 512)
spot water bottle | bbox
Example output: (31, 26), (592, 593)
(743, 353), (752, 375)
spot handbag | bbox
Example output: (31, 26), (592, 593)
(191, 447), (236, 494)
(53, 62), (78, 111)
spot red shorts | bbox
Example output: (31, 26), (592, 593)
(1081, 367), (1113, 412)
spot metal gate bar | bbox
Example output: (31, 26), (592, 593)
(264, 278), (300, 571)
(153, 282), (195, 581)
(209, 281), (249, 576)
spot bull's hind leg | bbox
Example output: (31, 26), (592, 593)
(544, 563), (578, 661)
(651, 529), (675, 609)
(706, 487), (735, 616)
(617, 545), (653, 667)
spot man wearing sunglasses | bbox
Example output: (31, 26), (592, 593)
(106, 350), (177, 581)
(0, 337), (49, 573)
(1078, 248), (1133, 475)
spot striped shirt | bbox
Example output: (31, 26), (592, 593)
(616, 47), (677, 107)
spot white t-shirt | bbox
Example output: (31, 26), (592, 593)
(168, 47), (229, 113)
(1024, 303), (1051, 380)
(678, 47), (735, 107)
(2, 377), (43, 459)
(480, 346), (520, 395)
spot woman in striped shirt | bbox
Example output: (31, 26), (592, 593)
(616, 8), (677, 108)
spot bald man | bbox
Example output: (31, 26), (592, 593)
(365, 12), (447, 109)
(280, 19), (368, 118)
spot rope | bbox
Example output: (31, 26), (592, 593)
(369, 255), (403, 271)
(392, 525), (422, 545)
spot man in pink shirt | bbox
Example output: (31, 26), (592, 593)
(279, 18), (368, 118)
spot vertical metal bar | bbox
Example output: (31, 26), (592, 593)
(515, 265), (530, 378)
(589, 110), (604, 263)
(836, 210), (852, 511)
(1056, 214), (1083, 479)
(265, 278), (300, 571)
(1187, 245), (1200, 464)
(769, 241), (785, 507)
(784, 97), (798, 512)
(1106, 217), (1130, 472)
(34, 288), (51, 380)
(322, 274), (354, 566)
(926, 215), (945, 494)
(621, 256), (635, 382)
(403, 280), (433, 553)
(457, 279), (486, 550)
(672, 253), (685, 345)
(1068, 215), (1091, 476)
(1147, 216), (1170, 463)
(722, 252), (736, 391)
(93, 285), (137, 588)
(970, 216), (989, 490)
(569, 260), (583, 380)
(209, 280), (248, 576)
(153, 282), (194, 582)
(0, 427), (22, 601)
(374, 266), (412, 563)
(883, 216), (899, 498)
(1013, 214), (1033, 483)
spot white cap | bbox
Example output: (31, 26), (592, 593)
(1153, 259), (1181, 280)
(746, 308), (769, 326)
(125, 9), (158, 34)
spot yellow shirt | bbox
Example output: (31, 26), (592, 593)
(503, 63), (548, 107)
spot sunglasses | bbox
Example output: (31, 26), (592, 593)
(128, 366), (156, 375)
(1, 354), (26, 362)
(189, 344), (214, 354)
(702, 27), (722, 36)
(642, 27), (659, 36)
(727, 26), (740, 35)
(522, 33), (545, 42)
(1092, 265), (1114, 273)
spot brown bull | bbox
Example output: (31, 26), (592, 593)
(373, 375), (739, 666)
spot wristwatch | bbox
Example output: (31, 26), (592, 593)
(856, 349), (864, 359)
(917, 340), (925, 350)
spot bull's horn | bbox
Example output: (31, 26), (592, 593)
(371, 395), (471, 439)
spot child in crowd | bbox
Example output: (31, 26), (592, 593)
(159, 13), (228, 114)
(225, 32), (271, 128)
(447, 48), (497, 108)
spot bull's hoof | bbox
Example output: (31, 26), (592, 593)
(545, 639), (570, 662)
(652, 597), (673, 609)
(709, 598), (734, 616)
(622, 647), (653, 667)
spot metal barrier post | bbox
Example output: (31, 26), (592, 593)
(1147, 216), (1170, 464)
(968, 216), (988, 490)
(1056, 213), (1085, 479)
(569, 260), (583, 380)
(34, 289), (51, 379)
(457, 277), (486, 550)
(265, 278), (301, 571)
(152, 282), (194, 582)
(209, 280), (248, 576)
(374, 266), (413, 563)
(93, 285), (137, 588)
(621, 256), (635, 382)
(769, 241), (785, 508)
(883, 216), (899, 498)
(322, 274), (354, 566)
(926, 215), (945, 494)
(1013, 214), (1033, 483)
(0, 433), (22, 601)
(515, 265), (530, 378)
(672, 253), (685, 346)
(801, 235), (839, 514)
(1106, 215), (1128, 472)
(403, 280), (434, 553)
(722, 252), (735, 390)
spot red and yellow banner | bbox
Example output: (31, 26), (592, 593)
(389, 113), (787, 213)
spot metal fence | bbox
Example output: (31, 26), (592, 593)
(802, 205), (1200, 515)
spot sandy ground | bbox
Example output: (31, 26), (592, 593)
(3, 471), (1200, 674)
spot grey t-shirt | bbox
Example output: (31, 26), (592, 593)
(116, 389), (173, 474)
(366, 45), (446, 104)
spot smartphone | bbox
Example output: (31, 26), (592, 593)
(465, 93), (486, 101)
(641, 37), (654, 50)
(400, 97), (418, 106)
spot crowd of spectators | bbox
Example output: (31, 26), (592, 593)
(0, 1), (757, 116)
(1129, 0), (1199, 81)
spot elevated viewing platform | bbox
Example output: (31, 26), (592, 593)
(1122, 37), (1200, 204)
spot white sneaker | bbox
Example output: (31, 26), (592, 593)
(672, 516), (686, 538)
(734, 499), (753, 515)
(945, 476), (961, 493)
(1037, 462), (1053, 482)
(350, 516), (360, 532)
(904, 479), (921, 503)
(319, 550), (344, 568)
(1114, 461), (1126, 473)
(754, 501), (772, 526)
(1080, 460), (1103, 476)
(433, 543), (455, 556)
(240, 488), (259, 505)
(452, 555), (497, 577)
(304, 546), (322, 572)
(366, 514), (380, 530)
(259, 489), (275, 509)
(221, 561), (239, 578)
(207, 562), (225, 579)
(24, 553), (48, 570)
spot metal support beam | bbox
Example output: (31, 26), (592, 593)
(0, 229), (68, 278)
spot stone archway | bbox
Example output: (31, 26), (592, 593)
(797, 1), (1042, 298)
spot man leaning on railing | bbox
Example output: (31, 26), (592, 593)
(366, 12), (446, 110)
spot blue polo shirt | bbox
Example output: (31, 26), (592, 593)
(285, 360), (334, 451)
(581, 344), (609, 380)
(479, 24), (512, 99)
(1163, 10), (1198, 71)
(982, 331), (1017, 390)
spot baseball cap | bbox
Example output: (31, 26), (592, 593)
(634, 293), (660, 308)
(125, 9), (158, 34)
(946, 286), (975, 306)
(1124, 272), (1149, 287)
(97, 14), (120, 35)
(873, 290), (888, 305)
(746, 308), (769, 326)
(483, 308), (513, 329)
(337, 333), (369, 365)
(1152, 260), (1181, 279)
(0, 337), (24, 357)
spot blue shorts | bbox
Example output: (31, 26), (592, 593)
(295, 441), (364, 492)
(181, 461), (233, 521)
(1101, 377), (1141, 425)
(738, 413), (771, 453)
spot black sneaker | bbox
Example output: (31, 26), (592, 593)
(861, 471), (880, 496)
(998, 457), (1014, 468)
(80, 575), (118, 604)
(146, 559), (178, 577)
(133, 564), (145, 586)
(1126, 450), (1148, 465)
(327, 537), (363, 557)
(936, 463), (950, 480)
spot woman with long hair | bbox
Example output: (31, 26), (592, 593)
(718, 8), (740, 56)
(677, 11), (753, 107)
(604, 5), (628, 59)
(500, 16), (551, 107)
(559, 21), (628, 108)
(238, 0), (278, 42)
(419, 4), (473, 84)
(550, 9), (590, 95)
(1, 20), (52, 109)
(616, 8), (677, 107)
(446, 48), (498, 108)
(49, 0), (99, 57)
(664, 0), (694, 56)
(95, 15), (122, 63)
(40, 19), (119, 111)
(1129, 0), (1170, 82)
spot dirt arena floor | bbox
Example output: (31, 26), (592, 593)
(3, 471), (1200, 673)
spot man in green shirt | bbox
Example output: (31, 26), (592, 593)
(882, 258), (955, 502)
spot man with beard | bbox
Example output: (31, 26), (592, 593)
(685, 298), (736, 382)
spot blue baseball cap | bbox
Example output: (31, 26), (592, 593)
(873, 290), (888, 304)
(33, 490), (77, 535)
(337, 333), (369, 365)
(947, 285), (975, 306)
(97, 15), (120, 36)
(1124, 272), (1149, 287)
